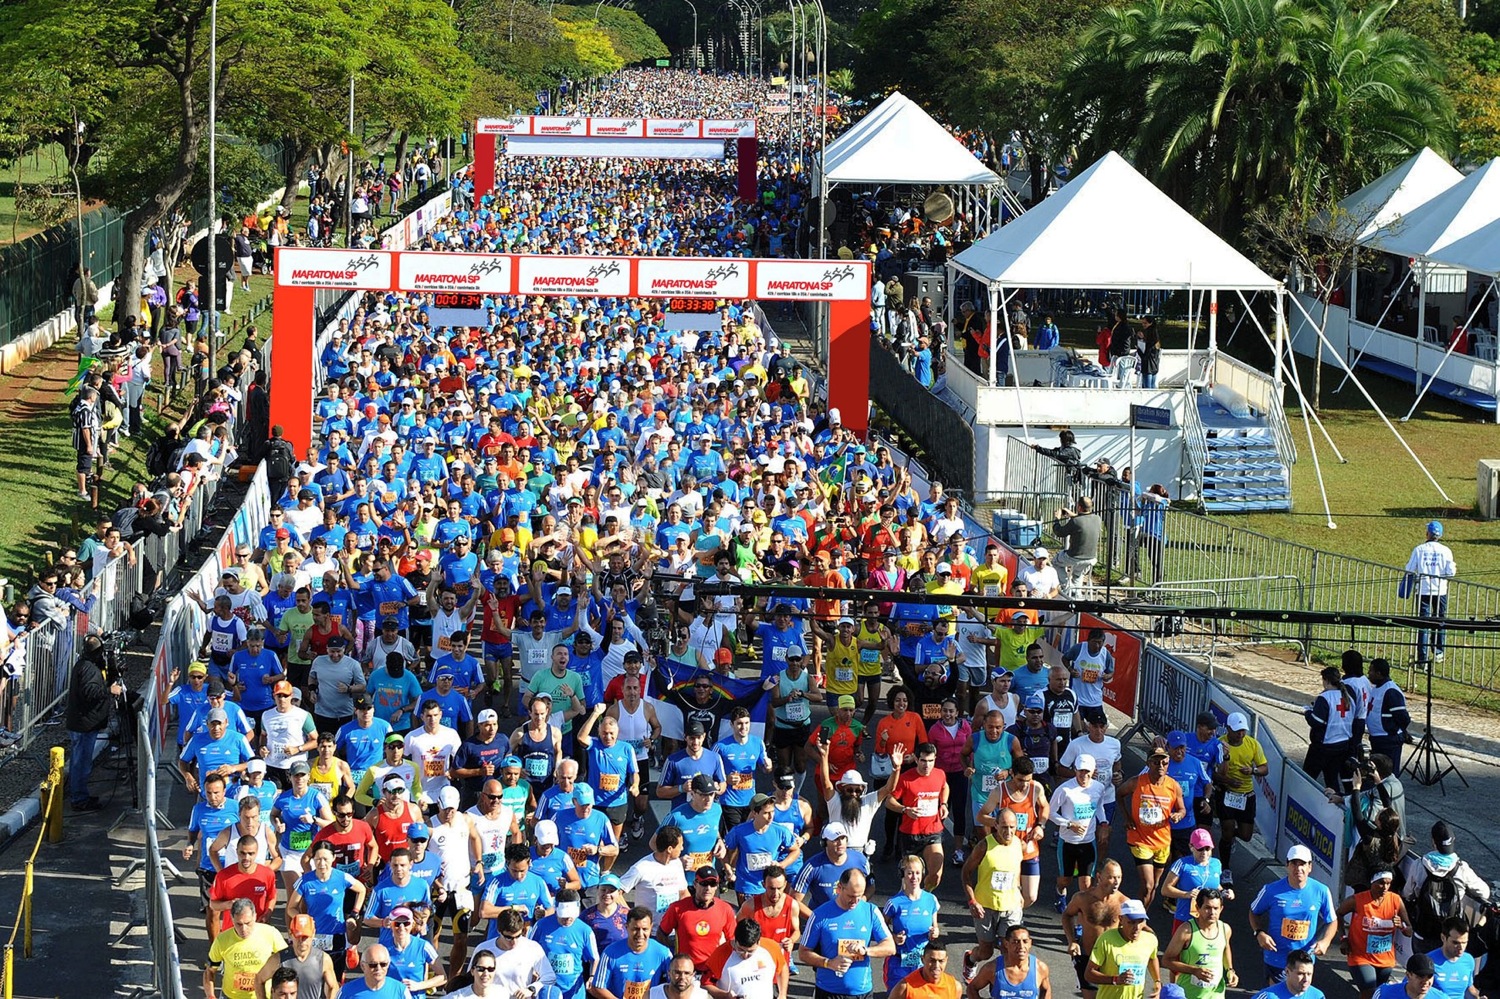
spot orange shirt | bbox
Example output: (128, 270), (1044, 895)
(807, 569), (847, 620)
(1347, 889), (1402, 967)
(705, 938), (788, 985)
(1126, 774), (1184, 851)
(901, 968), (962, 999)
(874, 711), (928, 758)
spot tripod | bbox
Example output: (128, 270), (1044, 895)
(1403, 657), (1466, 794)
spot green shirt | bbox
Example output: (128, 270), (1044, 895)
(529, 668), (585, 732)
(281, 607), (316, 665)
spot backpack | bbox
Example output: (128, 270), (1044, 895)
(145, 435), (177, 477)
(266, 439), (294, 480)
(1415, 867), (1463, 940)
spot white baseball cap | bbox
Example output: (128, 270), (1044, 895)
(1074, 754), (1097, 772)
(1226, 712), (1250, 732)
(534, 820), (560, 846)
(822, 821), (850, 840)
(1287, 844), (1313, 863)
(438, 786), (461, 810)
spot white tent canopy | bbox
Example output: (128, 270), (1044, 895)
(950, 152), (1279, 290)
(819, 92), (1000, 187)
(1319, 147), (1461, 242)
(1362, 157), (1500, 258)
(1428, 213), (1500, 276)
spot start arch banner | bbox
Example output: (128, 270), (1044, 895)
(269, 247), (872, 448)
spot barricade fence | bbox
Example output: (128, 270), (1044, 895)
(996, 445), (1500, 686)
(0, 748), (64, 999)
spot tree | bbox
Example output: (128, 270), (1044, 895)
(555, 5), (669, 64)
(1060, 0), (1454, 236)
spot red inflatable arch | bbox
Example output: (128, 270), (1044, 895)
(269, 247), (871, 451)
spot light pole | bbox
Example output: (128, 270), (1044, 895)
(345, 74), (355, 249)
(679, 0), (698, 68)
(206, 0), (217, 364)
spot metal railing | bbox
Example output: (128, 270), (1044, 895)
(136, 705), (187, 999)
(1180, 385), (1208, 500)
(1212, 352), (1298, 464)
(0, 748), (64, 999)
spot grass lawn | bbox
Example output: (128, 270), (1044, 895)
(0, 270), (275, 589)
(0, 144), (97, 245)
(1047, 312), (1500, 579)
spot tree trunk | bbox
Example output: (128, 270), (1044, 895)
(280, 139), (314, 211)
(115, 71), (207, 324)
(393, 130), (411, 180)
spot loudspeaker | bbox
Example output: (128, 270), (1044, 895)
(902, 270), (946, 311)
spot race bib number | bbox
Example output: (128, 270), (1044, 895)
(1029, 756), (1050, 775)
(482, 850), (501, 871)
(436, 634), (453, 652)
(1119, 963), (1146, 986)
(1222, 791), (1249, 811)
(838, 939), (865, 958)
(525, 756), (549, 778)
(234, 971), (258, 993)
(1014, 812), (1030, 833)
(903, 622), (925, 637)
(1072, 802), (1096, 823)
(746, 852), (773, 872)
(922, 703), (942, 720)
(313, 933), (333, 951)
(901, 949), (922, 968)
(382, 491), (398, 504)
(379, 601), (402, 616)
(772, 646), (787, 662)
(598, 773), (621, 793)
(290, 830), (312, 851)
(1369, 934), (1393, 955)
(981, 774), (1000, 793)
(1081, 668), (1100, 684)
(1053, 711), (1073, 730)
(729, 772), (755, 791)
(914, 796), (939, 818)
(860, 648), (880, 663)
(625, 981), (649, 999)
(990, 869), (1016, 892)
(1139, 802), (1164, 825)
(835, 666), (855, 683)
(786, 699), (810, 722)
(1281, 918), (1312, 942)
(424, 758), (445, 778)
(552, 952), (578, 977)
(687, 852), (712, 872)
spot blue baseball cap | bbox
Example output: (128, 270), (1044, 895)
(406, 822), (430, 841)
(502, 755), (523, 769)
(1025, 692), (1046, 710)
(1166, 730), (1190, 748)
(1426, 520), (1444, 537)
(573, 783), (595, 806)
(596, 873), (623, 891)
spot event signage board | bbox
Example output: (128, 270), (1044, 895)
(754, 260), (870, 301)
(588, 117), (647, 137)
(515, 255), (631, 297)
(702, 119), (757, 139)
(277, 247), (393, 290)
(1255, 724), (1287, 858)
(397, 252), (512, 294)
(476, 116), (530, 135)
(1279, 761), (1346, 891)
(475, 116), (760, 140)
(531, 116), (589, 137)
(646, 118), (703, 138)
(637, 258), (750, 299)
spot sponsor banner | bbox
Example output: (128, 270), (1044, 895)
(1256, 723), (1287, 859)
(1280, 761), (1347, 891)
(476, 116), (530, 135)
(645, 118), (701, 138)
(753, 260), (869, 301)
(702, 118), (758, 139)
(277, 248), (392, 289)
(532, 116), (588, 137)
(1077, 612), (1141, 717)
(588, 116), (645, 138)
(515, 255), (631, 297)
(766, 105), (790, 115)
(398, 252), (512, 294)
(636, 258), (750, 299)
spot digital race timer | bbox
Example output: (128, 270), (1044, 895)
(431, 291), (487, 309)
(666, 297), (720, 313)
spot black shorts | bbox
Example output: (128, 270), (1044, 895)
(198, 867), (217, 911)
(721, 804), (748, 834)
(901, 831), (943, 855)
(772, 722), (811, 750)
(1215, 787), (1257, 822)
(602, 803), (629, 826)
(1057, 839), (1096, 879)
(1079, 704), (1108, 727)
(1074, 953), (1093, 992)
(285, 661), (311, 689)
(432, 892), (472, 935)
(76, 451), (96, 475)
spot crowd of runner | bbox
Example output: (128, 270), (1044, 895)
(24, 69), (1492, 999)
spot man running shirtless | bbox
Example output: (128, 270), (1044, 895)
(1062, 860), (1124, 998)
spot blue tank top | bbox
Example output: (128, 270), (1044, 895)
(518, 725), (556, 785)
(772, 798), (805, 876)
(971, 731), (1015, 805)
(992, 955), (1040, 999)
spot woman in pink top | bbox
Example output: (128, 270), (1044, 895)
(927, 697), (974, 861)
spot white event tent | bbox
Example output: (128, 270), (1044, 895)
(947, 151), (1281, 386)
(1317, 147), (1461, 242)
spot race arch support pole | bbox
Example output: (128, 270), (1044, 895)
(269, 271), (317, 452)
(737, 136), (759, 203)
(473, 131), (498, 200)
(828, 297), (871, 438)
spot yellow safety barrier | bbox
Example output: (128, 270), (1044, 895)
(1, 747), (64, 999)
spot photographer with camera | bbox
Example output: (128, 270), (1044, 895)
(65, 633), (124, 812)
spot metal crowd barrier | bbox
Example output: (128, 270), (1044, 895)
(0, 748), (64, 999)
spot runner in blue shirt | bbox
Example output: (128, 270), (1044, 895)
(179, 711), (255, 796)
(229, 629), (284, 720)
(658, 729), (726, 800)
(881, 856), (941, 988)
(591, 906), (672, 999)
(1162, 828), (1228, 925)
(578, 706), (639, 842)
(271, 761), (333, 890)
(336, 698), (393, 786)
(722, 794), (801, 897)
(793, 823), (871, 911)
(363, 848), (432, 927)
(1164, 731), (1213, 850)
(714, 708), (771, 827)
(751, 604), (806, 679)
(184, 774), (238, 920)
(660, 782), (724, 886)
(555, 784), (620, 887)
(798, 868), (896, 996)
(532, 889), (599, 999)
(479, 842), (555, 937)
(1250, 951), (1327, 999)
(1249, 847), (1338, 984)
(291, 840), (366, 951)
(419, 672), (473, 735)
(1375, 955), (1439, 999)
(1428, 919), (1480, 999)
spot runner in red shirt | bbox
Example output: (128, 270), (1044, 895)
(208, 835), (279, 933)
(884, 743), (950, 891)
(311, 793), (379, 885)
(658, 866), (739, 966)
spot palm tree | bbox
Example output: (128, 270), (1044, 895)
(1060, 0), (1454, 231)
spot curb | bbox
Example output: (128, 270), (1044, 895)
(0, 736), (112, 851)
(1216, 671), (1500, 766)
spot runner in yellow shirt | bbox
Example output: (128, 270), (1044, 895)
(203, 900), (287, 999)
(1086, 899), (1161, 999)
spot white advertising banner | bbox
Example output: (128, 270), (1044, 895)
(753, 260), (870, 302)
(1279, 761), (1348, 893)
(702, 118), (757, 139)
(398, 253), (512, 294)
(475, 116), (530, 135)
(645, 118), (701, 138)
(1255, 724), (1287, 859)
(637, 258), (750, 299)
(588, 117), (646, 137)
(515, 255), (631, 297)
(531, 116), (589, 137)
(277, 248), (392, 290)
